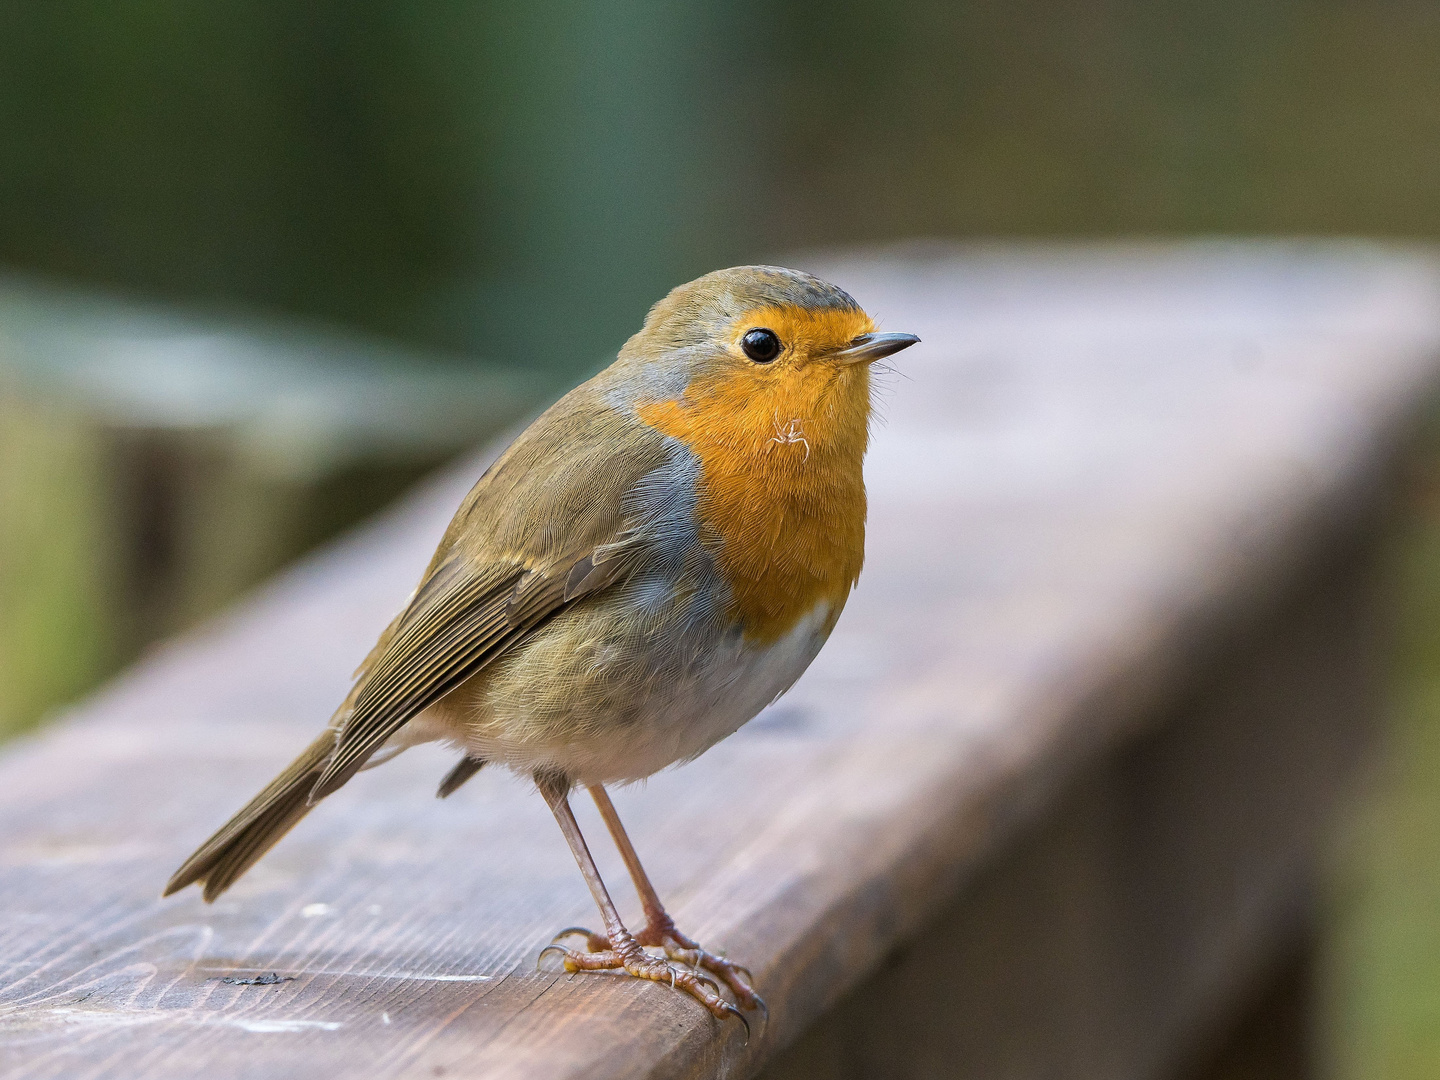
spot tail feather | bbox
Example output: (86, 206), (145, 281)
(436, 754), (485, 799)
(164, 730), (337, 903)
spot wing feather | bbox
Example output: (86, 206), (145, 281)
(310, 530), (649, 802)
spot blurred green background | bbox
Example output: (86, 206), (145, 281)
(7, 1), (1440, 368)
(3, 1), (1440, 1076)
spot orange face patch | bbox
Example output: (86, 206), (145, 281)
(638, 305), (876, 643)
(730, 304), (876, 365)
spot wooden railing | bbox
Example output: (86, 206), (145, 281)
(2, 242), (1438, 1079)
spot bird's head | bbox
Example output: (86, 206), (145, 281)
(620, 265), (917, 463)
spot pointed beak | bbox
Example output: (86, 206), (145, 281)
(834, 331), (920, 365)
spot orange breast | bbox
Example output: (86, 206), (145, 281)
(638, 309), (873, 644)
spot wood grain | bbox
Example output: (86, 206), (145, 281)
(2, 243), (1439, 1079)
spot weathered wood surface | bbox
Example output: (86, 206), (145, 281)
(2, 243), (1438, 1079)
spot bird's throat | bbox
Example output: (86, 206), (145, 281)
(637, 364), (870, 645)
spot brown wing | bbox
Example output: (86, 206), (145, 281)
(309, 538), (640, 800)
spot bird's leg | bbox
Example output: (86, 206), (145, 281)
(584, 785), (765, 1015)
(534, 772), (745, 1027)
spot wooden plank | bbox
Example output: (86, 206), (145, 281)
(1, 243), (1438, 1079)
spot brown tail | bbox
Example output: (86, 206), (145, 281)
(164, 730), (337, 903)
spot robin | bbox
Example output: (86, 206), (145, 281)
(164, 265), (918, 1028)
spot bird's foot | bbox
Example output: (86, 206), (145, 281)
(635, 916), (766, 1017)
(549, 918), (765, 1018)
(541, 927), (749, 1033)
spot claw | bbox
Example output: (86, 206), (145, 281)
(751, 992), (769, 1022)
(536, 943), (574, 972)
(723, 1002), (751, 1043)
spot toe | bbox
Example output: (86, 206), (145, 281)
(539, 944), (626, 973)
(542, 927), (755, 1028)
(621, 957), (741, 1023)
(681, 948), (764, 1013)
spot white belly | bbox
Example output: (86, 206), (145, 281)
(386, 600), (839, 786)
(483, 600), (835, 783)
(614, 601), (835, 776)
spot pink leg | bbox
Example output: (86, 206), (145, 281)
(534, 772), (746, 1028)
(576, 784), (764, 1015)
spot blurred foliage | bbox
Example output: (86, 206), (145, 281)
(0, 387), (115, 732)
(0, 0), (763, 373)
(4, 2), (1440, 373)
(0, 395), (457, 740)
(764, 0), (1440, 245)
(1325, 419), (1440, 1080)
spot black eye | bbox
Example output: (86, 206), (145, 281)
(741, 328), (782, 363)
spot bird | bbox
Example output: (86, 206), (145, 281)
(164, 265), (918, 1027)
